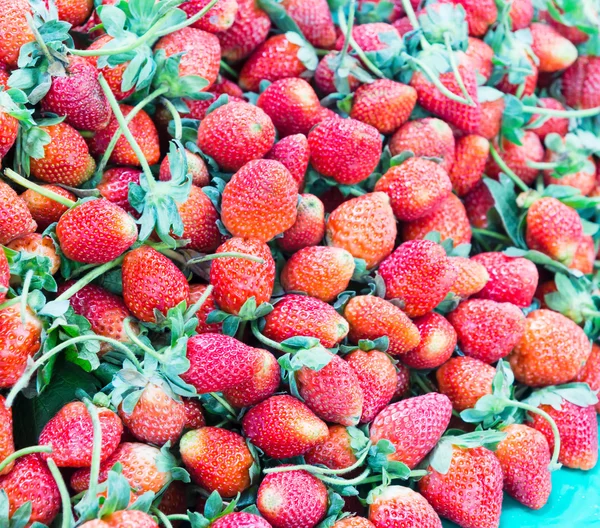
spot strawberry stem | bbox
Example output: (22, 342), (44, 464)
(314, 467), (371, 486)
(399, 0), (431, 50)
(250, 320), (288, 353)
(152, 507), (174, 528)
(0, 445), (52, 474)
(123, 317), (163, 361)
(19, 270), (33, 325)
(220, 60), (238, 79)
(521, 105), (600, 118)
(525, 160), (558, 170)
(187, 252), (265, 264)
(25, 13), (56, 66)
(338, 1), (356, 69)
(489, 144), (530, 193)
(56, 255), (126, 302)
(155, 0), (219, 37)
(3, 169), (77, 208)
(79, 395), (103, 508)
(46, 458), (75, 528)
(160, 97), (183, 141)
(184, 285), (214, 321)
(443, 32), (475, 107)
(471, 228), (513, 243)
(337, 9), (385, 78)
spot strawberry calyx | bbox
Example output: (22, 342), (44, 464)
(340, 336), (390, 354)
(186, 491), (240, 528)
(546, 0), (600, 37)
(207, 296), (273, 338)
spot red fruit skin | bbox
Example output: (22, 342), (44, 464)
(486, 132), (544, 185)
(562, 56), (600, 109)
(181, 0), (239, 33)
(509, 309), (592, 387)
(56, 199), (137, 264)
(159, 149), (210, 188)
(305, 424), (357, 470)
(393, 363), (411, 401)
(182, 334), (260, 394)
(41, 56), (111, 131)
(344, 295), (421, 356)
(314, 51), (360, 95)
(176, 186), (222, 253)
(528, 97), (569, 141)
(334, 22), (400, 51)
(0, 107), (18, 159)
(463, 180), (494, 229)
(402, 313), (457, 369)
(334, 517), (374, 528)
(495, 424), (551, 510)
(370, 393), (453, 468)
(475, 97), (504, 140)
(530, 22), (578, 72)
(53, 0), (93, 26)
(419, 447), (503, 528)
(257, 469), (328, 528)
(218, 0), (271, 62)
(80, 510), (159, 528)
(0, 455), (60, 525)
(308, 117), (383, 185)
(0, 394), (14, 476)
(379, 240), (458, 318)
(266, 134), (310, 190)
(569, 234), (595, 274)
(368, 485), (442, 528)
(0, 0), (33, 68)
(242, 395), (329, 459)
(449, 134), (490, 196)
(278, 194), (324, 252)
(464, 37), (493, 80)
(211, 513), (273, 528)
(281, 0), (336, 48)
(509, 0), (534, 29)
(39, 402), (123, 467)
(449, 256), (489, 299)
(0, 251), (7, 304)
(210, 237), (275, 315)
(436, 356), (495, 412)
(576, 343), (600, 413)
(183, 398), (206, 429)
(97, 167), (141, 216)
(20, 185), (75, 230)
(0, 181), (37, 245)
(530, 399), (598, 470)
(187, 284), (222, 335)
(197, 101), (275, 172)
(122, 246), (190, 323)
(85, 35), (134, 101)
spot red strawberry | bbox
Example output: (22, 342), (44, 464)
(344, 295), (421, 356)
(21, 184), (75, 230)
(175, 186), (222, 253)
(562, 56), (600, 109)
(209, 237), (275, 315)
(370, 393), (453, 468)
(530, 22), (578, 73)
(0, 455), (60, 525)
(159, 148), (209, 188)
(545, 162), (596, 196)
(80, 511), (159, 528)
(475, 97), (505, 140)
(85, 35), (134, 101)
(495, 424), (551, 509)
(212, 513), (272, 528)
(180, 427), (254, 497)
(188, 284), (222, 335)
(53, 0), (93, 26)
(525, 197), (583, 265)
(314, 51), (360, 95)
(97, 167), (141, 216)
(181, 0), (239, 33)
(368, 486), (442, 528)
(0, 105), (19, 160)
(393, 363), (411, 401)
(39, 402), (123, 467)
(569, 234), (595, 274)
(350, 79), (417, 134)
(305, 424), (357, 470)
(449, 256), (489, 299)
(576, 343), (600, 413)
(197, 101), (275, 172)
(0, 0), (33, 68)
(334, 22), (400, 51)
(528, 97), (569, 141)
(266, 134), (310, 189)
(56, 199), (137, 264)
(436, 356), (495, 412)
(0, 180), (37, 245)
(402, 312), (457, 369)
(122, 246), (190, 323)
(182, 398), (206, 429)
(509, 309), (592, 387)
(375, 157), (452, 221)
(463, 180), (494, 228)
(334, 517), (374, 528)
(0, 255), (6, 307)
(0, 394), (14, 476)
(242, 394), (328, 458)
(486, 132), (544, 185)
(278, 193), (324, 252)
(281, 0), (336, 48)
(464, 37), (493, 80)
(280, 245), (355, 303)
(257, 469), (328, 528)
(449, 134), (490, 196)
(438, 0), (497, 37)
(378, 239), (458, 317)
(509, 0), (534, 29)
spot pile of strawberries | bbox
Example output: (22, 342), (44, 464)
(1, 0), (600, 526)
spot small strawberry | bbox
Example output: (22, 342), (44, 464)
(197, 101), (275, 172)
(509, 0), (534, 30)
(370, 393), (452, 468)
(181, 0), (239, 33)
(436, 356), (495, 412)
(212, 513), (272, 528)
(314, 51), (360, 95)
(562, 56), (600, 109)
(175, 186), (221, 253)
(21, 184), (75, 230)
(182, 398), (206, 429)
(463, 180), (494, 229)
(393, 363), (411, 401)
(280, 245), (355, 303)
(569, 234), (595, 274)
(84, 35), (134, 101)
(0, 394), (14, 476)
(122, 246), (190, 323)
(438, 0), (497, 37)
(528, 97), (569, 141)
(188, 284), (222, 334)
(242, 394), (328, 458)
(266, 134), (310, 189)
(475, 97), (505, 140)
(530, 22), (578, 73)
(278, 193), (324, 252)
(53, 0), (94, 26)
(97, 167), (141, 216)
(576, 343), (600, 413)
(0, 180), (37, 245)
(485, 132), (544, 185)
(0, 0), (33, 68)
(39, 401), (123, 467)
(305, 424), (357, 470)
(281, 0), (336, 48)
(80, 511), (159, 528)
(334, 517), (375, 528)
(449, 256), (489, 299)
(344, 295), (421, 356)
(402, 312), (457, 369)
(180, 427), (254, 497)
(464, 37), (493, 80)
(368, 486), (442, 528)
(509, 309), (592, 387)
(159, 149), (209, 188)
(334, 22), (400, 51)
(449, 134), (490, 196)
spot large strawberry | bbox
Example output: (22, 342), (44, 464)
(0, 180), (37, 245)
(436, 356), (495, 412)
(21, 184), (75, 230)
(562, 56), (600, 109)
(281, 0), (336, 48)
(0, 394), (14, 476)
(402, 312), (457, 369)
(279, 193), (324, 252)
(368, 486), (442, 528)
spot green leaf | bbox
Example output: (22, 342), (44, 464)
(526, 382), (599, 410)
(203, 491), (224, 520)
(483, 175), (525, 248)
(503, 247), (583, 278)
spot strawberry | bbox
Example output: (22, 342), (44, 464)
(181, 0), (239, 33)
(257, 77), (323, 137)
(475, 97), (505, 140)
(472, 252), (539, 307)
(410, 65), (481, 133)
(21, 184), (75, 229)
(334, 22), (400, 51)
(0, 180), (37, 245)
(84, 35), (134, 101)
(0, 104), (19, 160)
(209, 237), (275, 315)
(263, 294), (349, 348)
(509, 0), (534, 30)
(344, 295), (421, 356)
(570, 234), (595, 274)
(389, 118), (455, 173)
(257, 469), (328, 528)
(314, 51), (360, 95)
(280, 245), (355, 303)
(495, 424), (551, 509)
(175, 186), (222, 253)
(182, 398), (206, 430)
(509, 309), (592, 387)
(448, 299), (526, 364)
(463, 180), (494, 228)
(378, 239), (458, 317)
(0, 304), (42, 388)
(346, 349), (397, 423)
(419, 445), (503, 528)
(333, 518), (375, 528)
(393, 363), (411, 401)
(464, 37), (493, 80)
(222, 346), (281, 407)
(544, 11), (590, 45)
(402, 312), (457, 369)
(39, 402), (123, 467)
(266, 134), (310, 189)
(0, 0), (33, 68)
(188, 284), (222, 334)
(374, 157), (452, 221)
(449, 135), (490, 196)
(0, 454), (60, 525)
(217, 0), (271, 62)
(159, 149), (209, 188)
(0, 395), (14, 476)
(154, 27), (221, 91)
(528, 97), (570, 141)
(0, 254), (6, 306)
(530, 22), (578, 73)
(80, 511), (159, 528)
(485, 132), (544, 185)
(97, 168), (141, 216)
(180, 427), (254, 497)
(278, 193), (324, 252)
(326, 192), (397, 269)
(436, 356), (495, 412)
(368, 486), (442, 528)
(370, 393), (452, 468)
(211, 513), (272, 528)
(576, 343), (600, 413)
(41, 56), (111, 132)
(197, 101), (275, 172)
(438, 0), (497, 37)
(562, 56), (600, 109)
(56, 199), (137, 264)
(350, 80), (417, 134)
(525, 197), (584, 265)
(89, 105), (160, 167)
(221, 159), (297, 242)
(242, 394), (328, 458)
(305, 424), (357, 470)
(239, 34), (310, 92)
(281, 0), (336, 48)
(122, 246), (190, 323)
(449, 256), (489, 299)
(53, 0), (93, 25)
